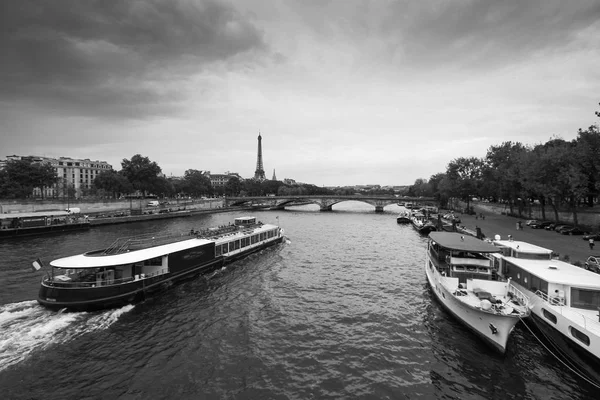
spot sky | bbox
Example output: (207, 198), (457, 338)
(1, 0), (600, 187)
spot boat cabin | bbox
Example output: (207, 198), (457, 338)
(428, 233), (499, 284)
(234, 216), (257, 226)
(493, 239), (600, 311)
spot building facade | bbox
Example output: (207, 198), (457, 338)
(3, 155), (112, 198)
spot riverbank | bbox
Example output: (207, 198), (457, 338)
(453, 205), (594, 265)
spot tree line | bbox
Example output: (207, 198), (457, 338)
(0, 154), (339, 200)
(407, 104), (600, 225)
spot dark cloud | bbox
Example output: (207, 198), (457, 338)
(0, 0), (267, 118)
(393, 0), (600, 68)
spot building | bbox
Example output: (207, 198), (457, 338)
(207, 171), (243, 187)
(2, 155), (112, 198)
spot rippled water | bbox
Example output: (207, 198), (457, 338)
(0, 203), (597, 399)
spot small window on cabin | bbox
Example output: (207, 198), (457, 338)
(234, 240), (240, 250)
(144, 257), (162, 266)
(542, 308), (557, 324)
(215, 246), (222, 256)
(229, 242), (235, 252)
(524, 277), (528, 284)
(517, 273), (520, 280)
(222, 244), (228, 254)
(570, 326), (590, 346)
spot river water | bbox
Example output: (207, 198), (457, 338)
(0, 202), (597, 399)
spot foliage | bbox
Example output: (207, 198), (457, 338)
(120, 154), (162, 194)
(93, 170), (132, 198)
(181, 170), (212, 197)
(224, 176), (243, 196)
(0, 159), (58, 199)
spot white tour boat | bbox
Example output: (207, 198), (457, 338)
(37, 216), (285, 311)
(425, 232), (530, 353)
(491, 238), (600, 384)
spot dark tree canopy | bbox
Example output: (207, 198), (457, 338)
(93, 170), (132, 198)
(120, 154), (162, 194)
(182, 170), (212, 197)
(0, 159), (58, 199)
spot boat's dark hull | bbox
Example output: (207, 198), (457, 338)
(38, 236), (283, 312)
(397, 217), (411, 224)
(526, 311), (600, 386)
(0, 223), (90, 238)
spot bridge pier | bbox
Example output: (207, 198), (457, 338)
(319, 205), (333, 211)
(375, 205), (384, 213)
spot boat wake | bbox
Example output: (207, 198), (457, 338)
(0, 300), (134, 372)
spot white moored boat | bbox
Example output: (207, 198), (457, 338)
(425, 232), (530, 353)
(490, 238), (600, 385)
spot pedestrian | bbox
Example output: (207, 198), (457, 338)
(590, 238), (595, 250)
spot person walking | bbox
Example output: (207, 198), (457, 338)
(590, 238), (595, 251)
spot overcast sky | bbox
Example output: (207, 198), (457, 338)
(1, 0), (599, 186)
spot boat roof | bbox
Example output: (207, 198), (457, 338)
(502, 257), (600, 288)
(429, 232), (500, 253)
(494, 240), (553, 255)
(50, 237), (213, 268)
(1, 211), (70, 219)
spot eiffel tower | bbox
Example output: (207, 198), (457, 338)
(254, 132), (266, 181)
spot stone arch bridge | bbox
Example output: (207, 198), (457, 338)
(225, 195), (435, 213)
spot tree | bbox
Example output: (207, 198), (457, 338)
(224, 176), (242, 196)
(93, 170), (133, 198)
(482, 142), (528, 215)
(183, 170), (212, 197)
(574, 125), (600, 206)
(0, 159), (58, 199)
(446, 157), (484, 213)
(120, 154), (162, 195)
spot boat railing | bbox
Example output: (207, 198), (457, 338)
(508, 282), (529, 308)
(101, 223), (264, 255)
(534, 290), (599, 331)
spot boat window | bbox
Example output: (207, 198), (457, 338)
(215, 245), (222, 256)
(260, 232), (266, 241)
(542, 308), (557, 324)
(252, 235), (258, 244)
(144, 257), (162, 266)
(455, 266), (465, 271)
(234, 240), (240, 250)
(570, 288), (600, 311)
(569, 326), (590, 346)
(516, 252), (552, 260)
(222, 244), (229, 254)
(229, 241), (235, 252)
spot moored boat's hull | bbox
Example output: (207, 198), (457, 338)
(397, 217), (411, 224)
(0, 223), (90, 238)
(425, 258), (521, 353)
(513, 283), (600, 385)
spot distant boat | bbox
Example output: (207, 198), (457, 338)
(425, 232), (530, 353)
(396, 211), (411, 224)
(411, 212), (437, 234)
(0, 210), (90, 238)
